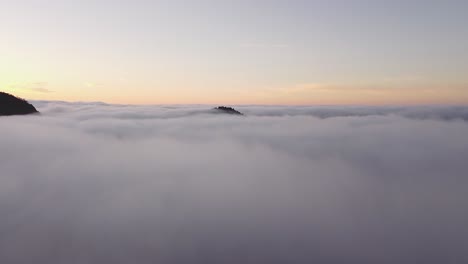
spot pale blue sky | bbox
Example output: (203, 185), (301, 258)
(1, 0), (468, 104)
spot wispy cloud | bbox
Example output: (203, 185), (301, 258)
(8, 82), (53, 93)
(240, 43), (289, 48)
(273, 81), (464, 96)
(84, 82), (104, 88)
(29, 87), (54, 93)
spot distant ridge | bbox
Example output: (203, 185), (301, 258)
(0, 92), (39, 116)
(213, 106), (244, 115)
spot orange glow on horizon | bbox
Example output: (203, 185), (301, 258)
(3, 83), (468, 106)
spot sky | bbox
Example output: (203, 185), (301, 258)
(1, 103), (468, 262)
(1, 0), (468, 105)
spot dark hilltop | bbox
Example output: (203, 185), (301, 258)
(0, 92), (39, 116)
(213, 106), (244, 115)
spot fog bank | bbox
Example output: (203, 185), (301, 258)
(1, 102), (468, 263)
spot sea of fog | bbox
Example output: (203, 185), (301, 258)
(1, 102), (468, 263)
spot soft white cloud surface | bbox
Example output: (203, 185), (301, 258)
(1, 102), (468, 263)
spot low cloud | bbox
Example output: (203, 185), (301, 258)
(1, 102), (468, 263)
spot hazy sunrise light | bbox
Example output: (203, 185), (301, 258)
(1, 1), (468, 263)
(2, 1), (467, 105)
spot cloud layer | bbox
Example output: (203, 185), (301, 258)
(1, 102), (468, 263)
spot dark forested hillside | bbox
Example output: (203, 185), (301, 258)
(0, 92), (38, 116)
(213, 106), (244, 115)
